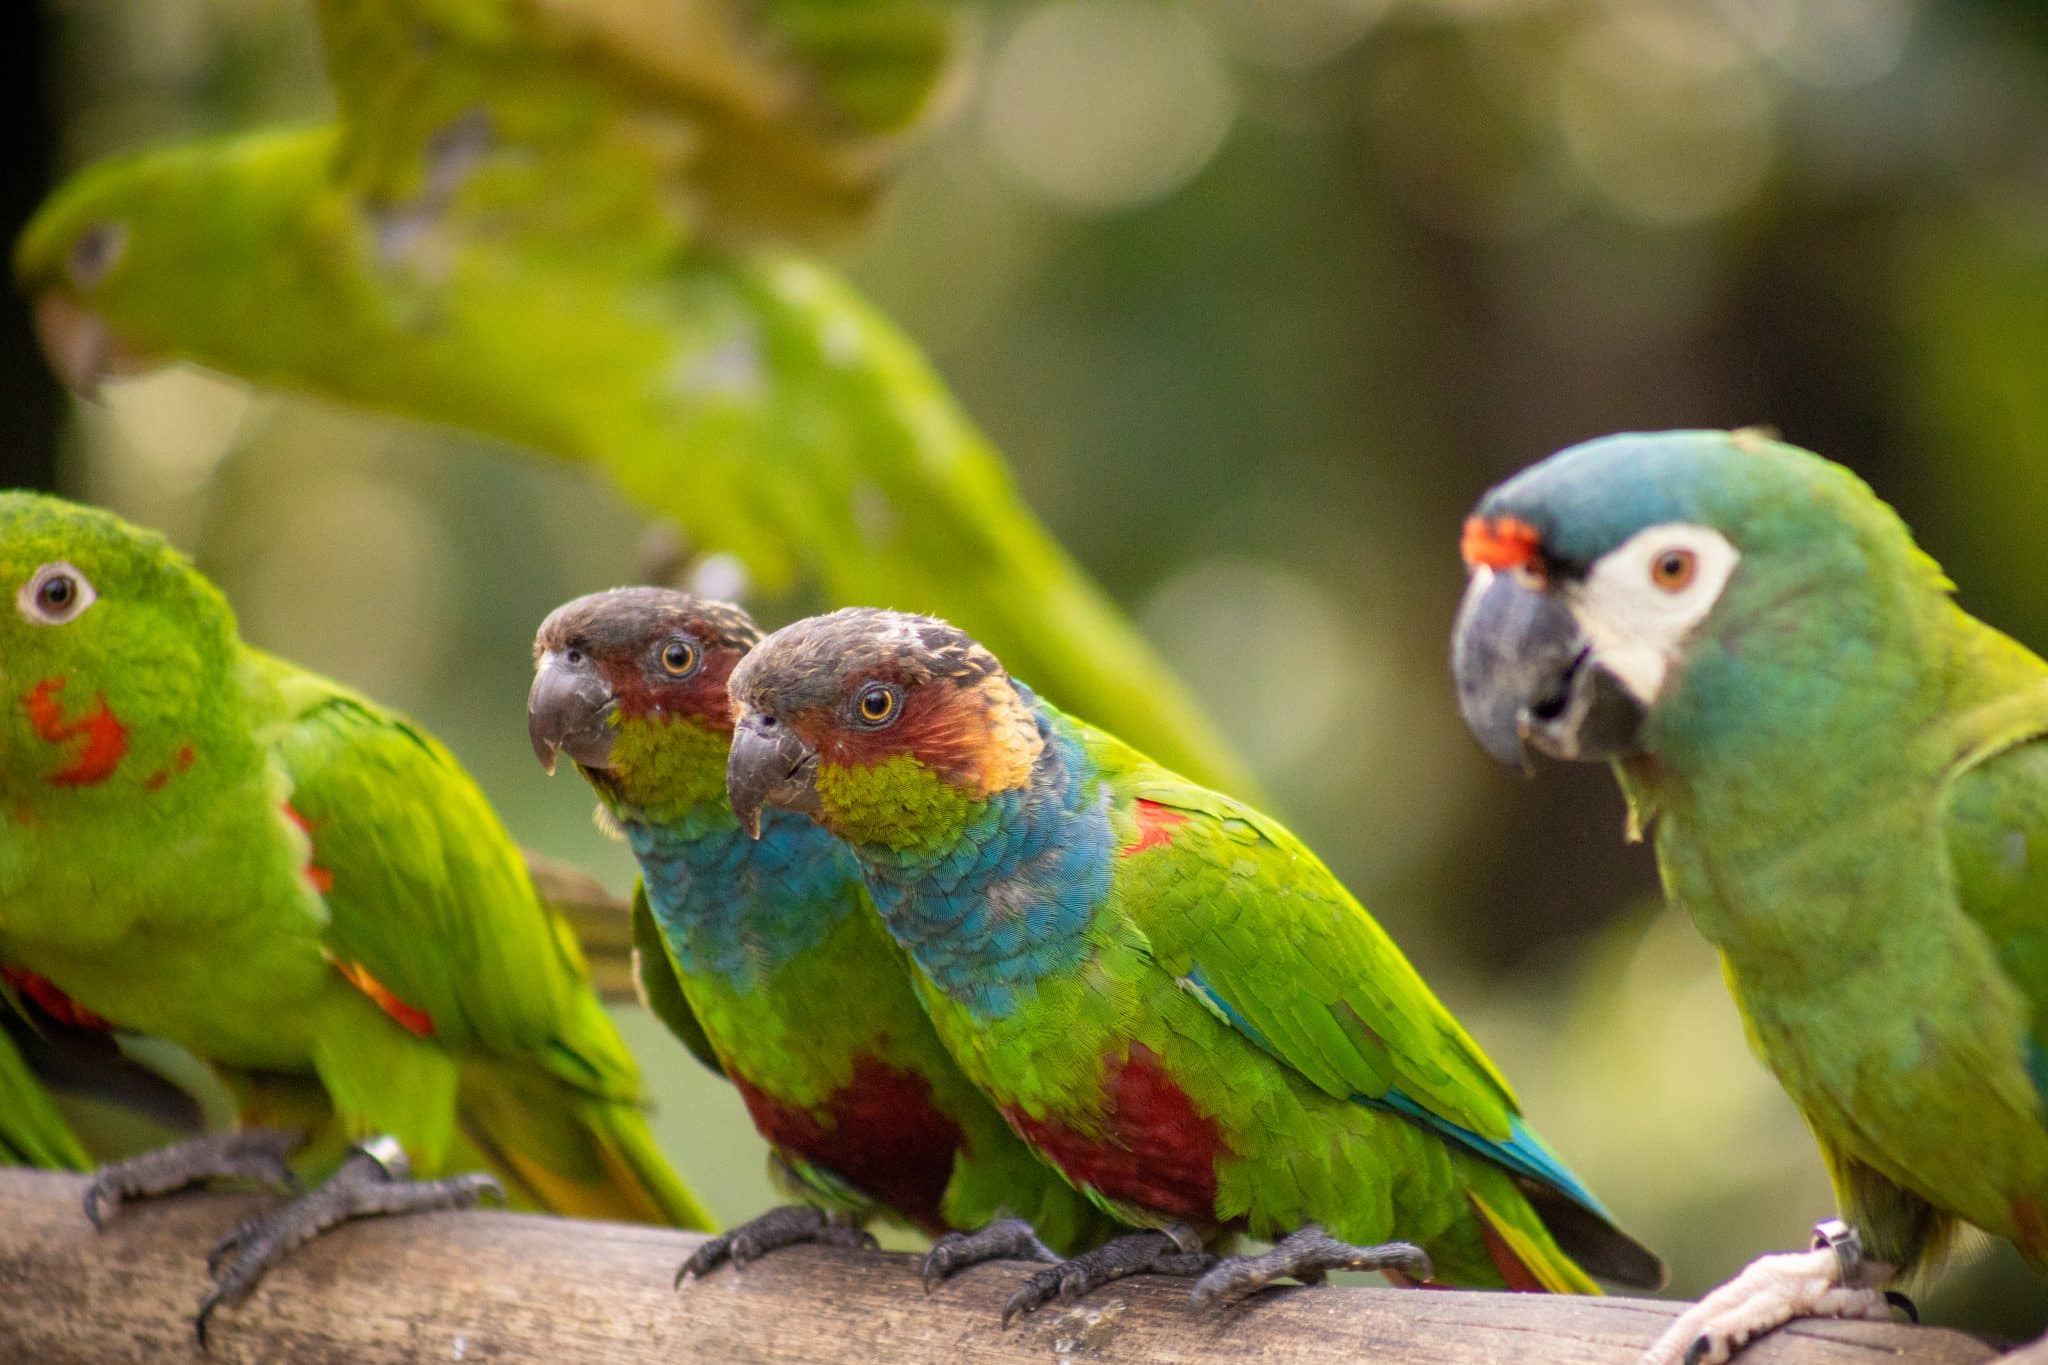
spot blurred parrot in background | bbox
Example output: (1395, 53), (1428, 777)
(1449, 430), (2048, 1363)
(723, 607), (1664, 1319)
(0, 492), (710, 1342)
(12, 0), (1258, 799)
(527, 586), (1117, 1283)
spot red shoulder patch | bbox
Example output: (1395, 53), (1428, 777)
(146, 744), (197, 793)
(2, 965), (110, 1031)
(22, 678), (129, 787)
(280, 803), (335, 893)
(1122, 799), (1189, 857)
(1003, 1043), (1226, 1225)
(731, 1056), (967, 1235)
(330, 957), (435, 1038)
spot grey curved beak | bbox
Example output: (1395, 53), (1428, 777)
(528, 652), (619, 775)
(1450, 569), (1645, 767)
(725, 714), (819, 838)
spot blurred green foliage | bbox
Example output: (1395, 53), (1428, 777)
(30, 0), (2048, 1336)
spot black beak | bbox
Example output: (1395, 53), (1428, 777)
(726, 712), (819, 839)
(1450, 569), (1645, 768)
(528, 651), (619, 775)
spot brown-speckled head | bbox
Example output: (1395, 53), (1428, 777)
(528, 587), (760, 777)
(724, 608), (1044, 837)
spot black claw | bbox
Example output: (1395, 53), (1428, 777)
(923, 1216), (1060, 1292)
(188, 1138), (492, 1342)
(677, 1234), (737, 1288)
(1189, 1227), (1431, 1308)
(1000, 1229), (1215, 1326)
(676, 1205), (868, 1288)
(195, 1289), (225, 1351)
(82, 1128), (304, 1232)
(1885, 1290), (1919, 1324)
(1684, 1333), (1714, 1365)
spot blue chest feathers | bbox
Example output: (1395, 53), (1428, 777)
(860, 726), (1114, 1019)
(622, 807), (860, 991)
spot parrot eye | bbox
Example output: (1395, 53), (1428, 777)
(852, 682), (902, 728)
(18, 562), (98, 626)
(657, 638), (700, 678)
(68, 222), (128, 290)
(1650, 548), (1698, 592)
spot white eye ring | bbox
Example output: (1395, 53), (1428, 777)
(18, 562), (98, 626)
(1574, 524), (1740, 704)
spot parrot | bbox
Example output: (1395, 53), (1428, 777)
(720, 606), (1665, 1319)
(12, 0), (1258, 800)
(526, 586), (1118, 1284)
(1447, 428), (2048, 1363)
(0, 491), (711, 1343)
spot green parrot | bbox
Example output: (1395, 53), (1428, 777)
(527, 587), (1117, 1282)
(12, 0), (1256, 799)
(722, 607), (1664, 1319)
(1448, 429), (2048, 1363)
(0, 491), (710, 1342)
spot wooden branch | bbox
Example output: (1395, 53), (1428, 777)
(0, 1168), (1998, 1364)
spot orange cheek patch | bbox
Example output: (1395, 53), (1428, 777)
(22, 677), (130, 787)
(1460, 516), (1546, 576)
(329, 956), (436, 1039)
(1122, 799), (1190, 856)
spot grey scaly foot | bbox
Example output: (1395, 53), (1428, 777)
(1643, 1220), (1898, 1365)
(83, 1128), (303, 1229)
(676, 1205), (877, 1288)
(922, 1216), (1060, 1291)
(1191, 1224), (1432, 1307)
(1002, 1225), (1215, 1326)
(196, 1136), (503, 1349)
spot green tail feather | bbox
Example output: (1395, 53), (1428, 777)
(459, 1057), (713, 1230)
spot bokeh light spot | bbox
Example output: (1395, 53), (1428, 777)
(983, 1), (1236, 214)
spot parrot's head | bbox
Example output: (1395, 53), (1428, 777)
(726, 607), (1043, 847)
(16, 126), (339, 395)
(529, 587), (762, 815)
(1449, 428), (1949, 776)
(0, 492), (238, 803)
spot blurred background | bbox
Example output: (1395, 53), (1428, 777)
(6, 0), (2046, 1338)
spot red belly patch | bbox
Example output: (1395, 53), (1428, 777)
(731, 1056), (967, 1235)
(1003, 1043), (1225, 1224)
(1122, 800), (1189, 857)
(2, 965), (110, 1031)
(23, 678), (129, 787)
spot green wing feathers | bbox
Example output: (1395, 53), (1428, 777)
(255, 654), (709, 1227)
(0, 1021), (91, 1170)
(1073, 714), (1662, 1288)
